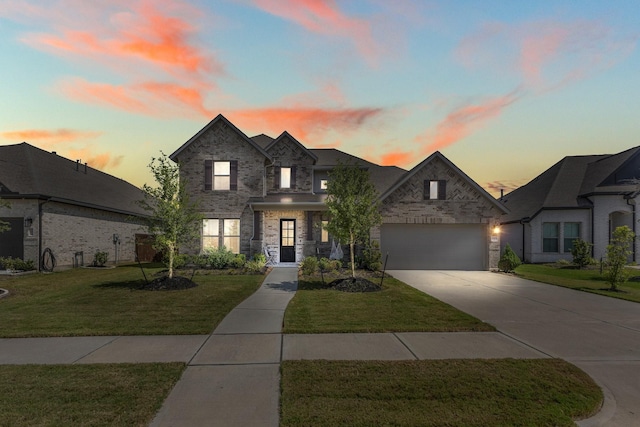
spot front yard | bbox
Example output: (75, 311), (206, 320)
(515, 263), (640, 303)
(0, 263), (263, 337)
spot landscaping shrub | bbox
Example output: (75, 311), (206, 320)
(230, 253), (246, 269)
(498, 244), (521, 273)
(318, 257), (334, 273)
(571, 238), (593, 269)
(0, 257), (35, 271)
(300, 256), (319, 276)
(245, 253), (266, 273)
(92, 251), (109, 267)
(204, 246), (235, 269)
(171, 254), (188, 270)
(361, 240), (382, 271)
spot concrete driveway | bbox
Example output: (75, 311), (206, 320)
(390, 270), (640, 427)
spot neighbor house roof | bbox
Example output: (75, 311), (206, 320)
(501, 146), (640, 223)
(0, 143), (148, 216)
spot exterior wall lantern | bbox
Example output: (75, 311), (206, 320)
(24, 217), (33, 228)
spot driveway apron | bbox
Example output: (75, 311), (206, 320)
(390, 270), (640, 427)
(150, 267), (298, 427)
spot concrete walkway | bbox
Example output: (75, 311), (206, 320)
(0, 267), (613, 426)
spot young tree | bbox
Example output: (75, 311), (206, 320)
(324, 160), (382, 278)
(138, 153), (202, 279)
(498, 243), (521, 273)
(605, 225), (635, 291)
(570, 238), (593, 269)
(0, 198), (10, 233)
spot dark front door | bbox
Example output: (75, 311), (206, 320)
(0, 218), (23, 259)
(280, 219), (296, 262)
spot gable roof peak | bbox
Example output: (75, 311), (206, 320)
(169, 114), (272, 162)
(265, 130), (318, 163)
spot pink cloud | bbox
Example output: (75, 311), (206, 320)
(228, 107), (383, 141)
(1, 128), (102, 144)
(417, 90), (521, 155)
(249, 0), (384, 65)
(455, 19), (636, 91)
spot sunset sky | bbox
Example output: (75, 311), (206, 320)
(1, 0), (639, 196)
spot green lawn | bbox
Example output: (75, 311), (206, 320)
(281, 359), (603, 427)
(0, 264), (264, 337)
(0, 363), (184, 426)
(284, 275), (494, 333)
(516, 264), (640, 303)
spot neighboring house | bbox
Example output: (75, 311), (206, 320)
(170, 114), (506, 270)
(0, 143), (151, 270)
(499, 146), (640, 264)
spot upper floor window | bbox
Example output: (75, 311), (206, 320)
(424, 180), (446, 200)
(204, 160), (238, 191)
(275, 166), (296, 190)
(320, 179), (328, 190)
(543, 222), (559, 252)
(563, 222), (580, 253)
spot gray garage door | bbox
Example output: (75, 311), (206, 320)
(380, 223), (486, 270)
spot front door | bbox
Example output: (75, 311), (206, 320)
(280, 219), (296, 262)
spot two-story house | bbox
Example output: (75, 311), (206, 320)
(170, 114), (506, 270)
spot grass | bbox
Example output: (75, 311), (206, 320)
(0, 263), (264, 337)
(515, 264), (640, 303)
(284, 275), (494, 333)
(281, 359), (603, 427)
(0, 363), (184, 426)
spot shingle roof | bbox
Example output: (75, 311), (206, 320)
(0, 142), (147, 216)
(500, 146), (640, 223)
(309, 148), (406, 195)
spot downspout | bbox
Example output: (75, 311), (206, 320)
(38, 197), (51, 271)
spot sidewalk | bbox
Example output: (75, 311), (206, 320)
(0, 267), (588, 426)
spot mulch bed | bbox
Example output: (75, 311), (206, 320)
(139, 276), (198, 291)
(329, 277), (382, 293)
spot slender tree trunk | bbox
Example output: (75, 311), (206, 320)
(349, 231), (355, 279)
(168, 243), (174, 279)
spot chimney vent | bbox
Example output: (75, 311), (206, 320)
(84, 162), (88, 174)
(76, 159), (80, 171)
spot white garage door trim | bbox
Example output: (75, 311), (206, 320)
(381, 223), (487, 270)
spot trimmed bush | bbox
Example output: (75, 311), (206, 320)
(498, 244), (521, 273)
(362, 240), (382, 271)
(230, 253), (246, 269)
(93, 251), (109, 267)
(0, 257), (35, 271)
(204, 246), (235, 269)
(318, 257), (334, 273)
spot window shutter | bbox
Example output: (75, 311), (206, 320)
(230, 160), (238, 191)
(205, 160), (212, 190)
(423, 180), (429, 200)
(274, 167), (280, 189)
(291, 166), (297, 189)
(438, 180), (447, 200)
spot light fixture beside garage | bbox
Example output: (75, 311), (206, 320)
(493, 226), (501, 234)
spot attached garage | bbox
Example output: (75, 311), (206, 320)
(381, 223), (487, 270)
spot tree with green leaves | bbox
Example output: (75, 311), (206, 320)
(138, 153), (202, 279)
(0, 198), (10, 233)
(570, 238), (593, 269)
(605, 225), (635, 291)
(498, 243), (521, 273)
(324, 160), (382, 278)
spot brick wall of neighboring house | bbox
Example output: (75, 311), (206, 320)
(525, 209), (591, 264)
(41, 201), (146, 268)
(0, 199), (39, 265)
(375, 156), (503, 268)
(265, 136), (315, 193)
(177, 120), (266, 255)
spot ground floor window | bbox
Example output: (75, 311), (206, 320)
(542, 222), (559, 252)
(202, 218), (240, 253)
(563, 222), (580, 253)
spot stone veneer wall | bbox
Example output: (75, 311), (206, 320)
(376, 156), (504, 269)
(264, 135), (315, 193)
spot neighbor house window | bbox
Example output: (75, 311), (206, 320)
(204, 160), (238, 191)
(202, 218), (240, 253)
(425, 180), (446, 200)
(321, 220), (329, 243)
(223, 219), (241, 253)
(543, 222), (559, 252)
(563, 222), (580, 253)
(203, 219), (220, 250)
